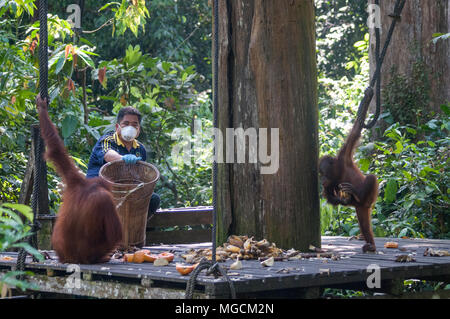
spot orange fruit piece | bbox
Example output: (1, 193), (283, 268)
(384, 242), (399, 249)
(133, 250), (146, 263)
(143, 254), (159, 263)
(176, 263), (197, 276)
(124, 253), (134, 262)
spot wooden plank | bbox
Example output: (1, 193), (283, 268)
(4, 271), (198, 299)
(1, 237), (449, 299)
(156, 206), (213, 213)
(147, 210), (212, 228)
(146, 229), (212, 245)
(18, 145), (34, 207)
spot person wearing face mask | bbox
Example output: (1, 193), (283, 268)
(86, 107), (160, 216)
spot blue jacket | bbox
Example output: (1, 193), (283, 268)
(86, 132), (147, 178)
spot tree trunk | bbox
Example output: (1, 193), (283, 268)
(215, 0), (320, 251)
(369, 0), (450, 122)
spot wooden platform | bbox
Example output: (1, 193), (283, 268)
(1, 237), (449, 298)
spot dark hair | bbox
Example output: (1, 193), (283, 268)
(117, 107), (142, 124)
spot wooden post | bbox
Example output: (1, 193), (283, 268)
(19, 125), (49, 215)
(19, 125), (52, 249)
(215, 0), (320, 250)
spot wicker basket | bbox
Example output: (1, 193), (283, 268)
(99, 160), (160, 248)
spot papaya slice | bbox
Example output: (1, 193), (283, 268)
(176, 263), (198, 276)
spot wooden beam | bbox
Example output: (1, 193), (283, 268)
(18, 272), (200, 299)
(146, 229), (212, 245)
(148, 210), (212, 228)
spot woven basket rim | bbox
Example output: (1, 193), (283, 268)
(99, 160), (160, 186)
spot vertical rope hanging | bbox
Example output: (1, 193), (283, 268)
(357, 0), (406, 129)
(16, 0), (48, 272)
(211, 0), (219, 265)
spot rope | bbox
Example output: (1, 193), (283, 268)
(357, 0), (406, 129)
(39, 0), (49, 100)
(212, 0), (219, 266)
(16, 0), (48, 275)
(111, 182), (145, 210)
(185, 258), (236, 299)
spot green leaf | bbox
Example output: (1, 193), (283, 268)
(83, 124), (101, 141)
(432, 32), (450, 44)
(393, 141), (403, 154)
(349, 227), (360, 236)
(78, 48), (99, 56)
(71, 155), (87, 169)
(403, 200), (414, 210)
(440, 104), (450, 116)
(130, 86), (142, 98)
(384, 179), (398, 204)
(125, 45), (142, 66)
(406, 127), (417, 135)
(354, 40), (366, 48)
(77, 51), (95, 68)
(79, 37), (95, 47)
(1, 271), (40, 291)
(181, 72), (188, 82)
(421, 166), (439, 174)
(98, 2), (121, 12)
(162, 61), (172, 73)
(359, 158), (370, 172)
(11, 243), (44, 262)
(54, 54), (66, 74)
(402, 170), (414, 181)
(425, 185), (435, 194)
(2, 203), (32, 222)
(48, 49), (64, 69)
(427, 121), (438, 130)
(62, 115), (78, 139)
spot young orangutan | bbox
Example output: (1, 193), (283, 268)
(319, 116), (379, 252)
(35, 94), (122, 264)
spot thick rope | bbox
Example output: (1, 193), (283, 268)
(211, 0), (219, 266)
(185, 258), (236, 299)
(16, 0), (48, 274)
(39, 0), (49, 100)
(358, 0), (406, 129)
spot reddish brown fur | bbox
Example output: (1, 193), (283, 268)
(319, 119), (379, 252)
(36, 95), (122, 264)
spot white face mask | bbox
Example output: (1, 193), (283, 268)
(120, 126), (138, 142)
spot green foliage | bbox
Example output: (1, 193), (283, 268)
(432, 32), (450, 44)
(372, 114), (449, 239)
(318, 32), (370, 156)
(383, 60), (432, 126)
(315, 0), (368, 79)
(100, 0), (150, 37)
(0, 0), (36, 18)
(0, 203), (43, 291)
(0, 203), (43, 262)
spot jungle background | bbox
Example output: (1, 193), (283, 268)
(0, 0), (448, 294)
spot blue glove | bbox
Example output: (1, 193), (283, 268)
(122, 154), (142, 164)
